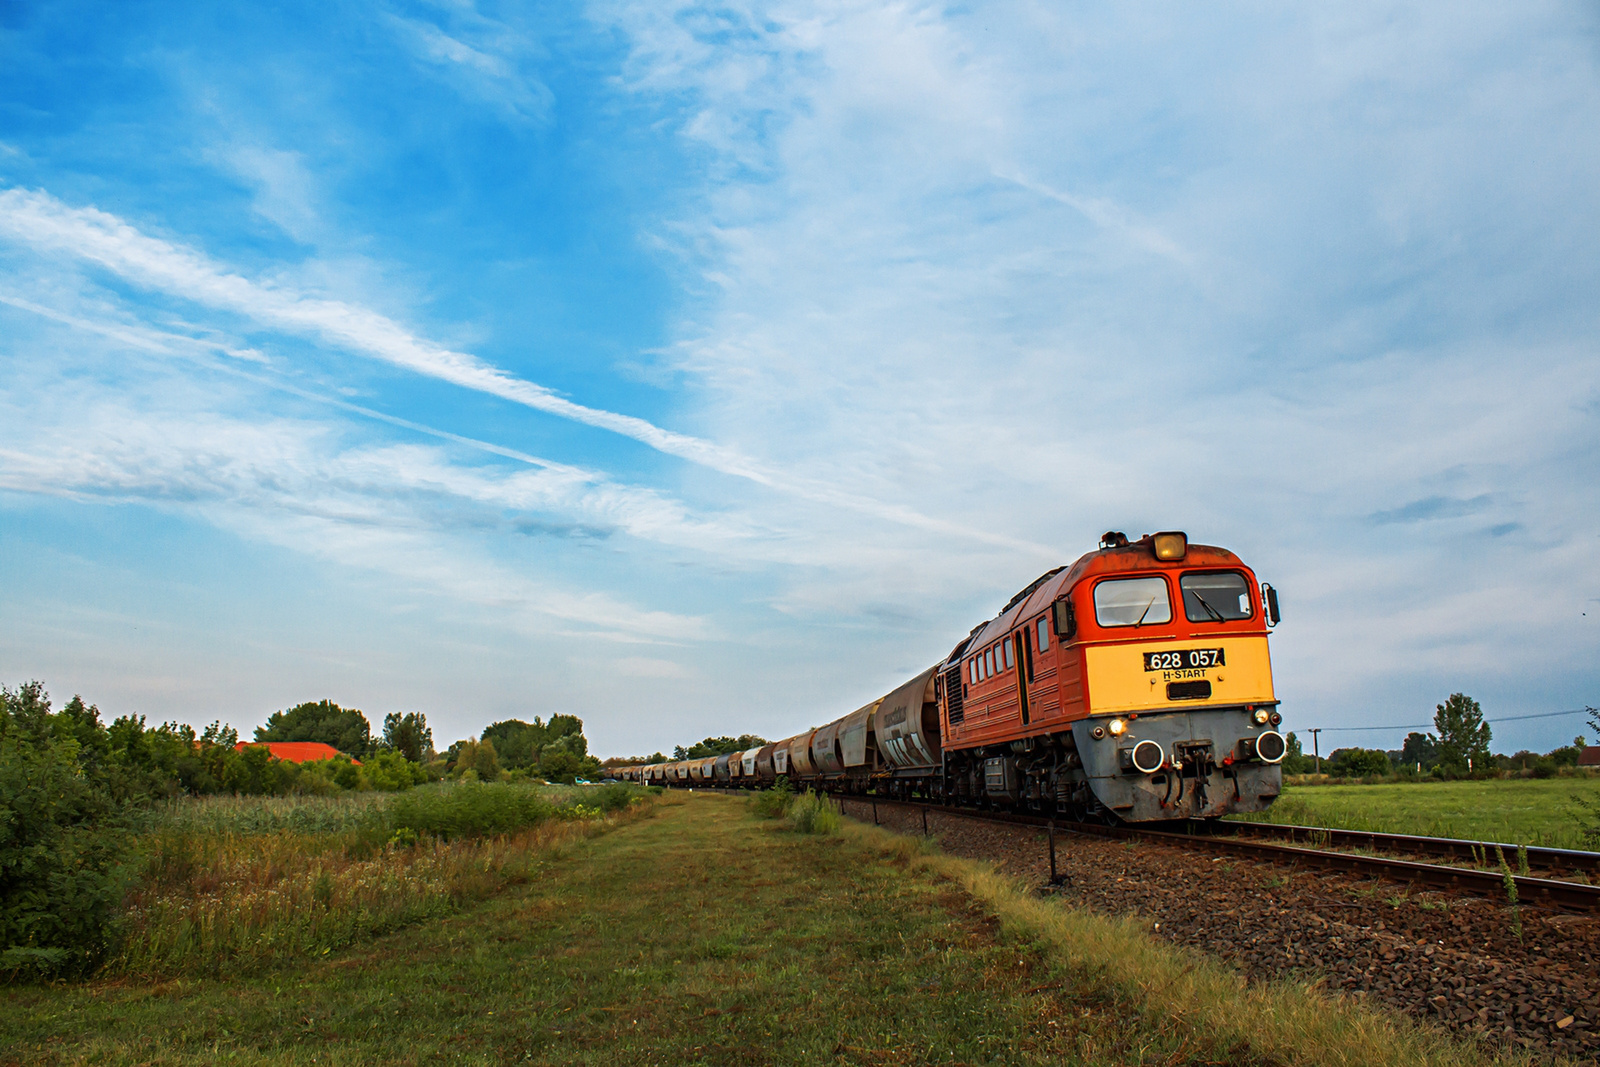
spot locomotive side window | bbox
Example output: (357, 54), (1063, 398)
(1179, 571), (1253, 622)
(986, 648), (996, 677)
(1003, 641), (1014, 670)
(1036, 617), (1048, 652)
(1093, 576), (1172, 627)
(969, 659), (978, 685)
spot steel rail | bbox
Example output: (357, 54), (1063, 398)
(1197, 820), (1600, 876)
(834, 795), (1600, 913)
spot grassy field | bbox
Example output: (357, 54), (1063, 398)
(2, 792), (1509, 1067)
(1234, 777), (1600, 849)
(109, 781), (644, 977)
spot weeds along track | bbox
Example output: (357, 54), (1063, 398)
(833, 794), (1600, 1061)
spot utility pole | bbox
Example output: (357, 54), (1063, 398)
(1310, 728), (1322, 774)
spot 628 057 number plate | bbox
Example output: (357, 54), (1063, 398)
(1144, 648), (1225, 671)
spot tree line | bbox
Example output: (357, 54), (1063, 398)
(1281, 693), (1593, 779)
(0, 679), (612, 976)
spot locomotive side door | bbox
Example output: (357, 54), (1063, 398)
(1013, 631), (1031, 725)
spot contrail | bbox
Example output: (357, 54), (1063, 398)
(0, 187), (1054, 556)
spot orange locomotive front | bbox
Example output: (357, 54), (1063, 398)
(927, 530), (1285, 819)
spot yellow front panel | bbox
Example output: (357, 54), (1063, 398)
(1084, 636), (1275, 715)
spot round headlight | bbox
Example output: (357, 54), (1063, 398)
(1253, 708), (1270, 725)
(1131, 739), (1165, 774)
(1109, 718), (1127, 736)
(1091, 725), (1106, 740)
(1255, 730), (1287, 764)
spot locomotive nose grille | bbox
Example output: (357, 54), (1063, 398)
(1167, 680), (1211, 701)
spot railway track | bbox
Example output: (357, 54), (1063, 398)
(1200, 819), (1600, 878)
(832, 794), (1600, 913)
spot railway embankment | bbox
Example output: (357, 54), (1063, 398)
(840, 797), (1598, 1062)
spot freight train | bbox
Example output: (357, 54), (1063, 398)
(620, 532), (1287, 822)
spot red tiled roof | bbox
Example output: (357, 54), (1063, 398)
(235, 741), (360, 765)
(1578, 747), (1600, 767)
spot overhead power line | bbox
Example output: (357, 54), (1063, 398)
(1309, 706), (1596, 734)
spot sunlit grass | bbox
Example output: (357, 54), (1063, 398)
(1, 793), (1525, 1066)
(1233, 777), (1600, 849)
(111, 782), (654, 976)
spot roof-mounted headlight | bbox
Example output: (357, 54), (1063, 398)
(1152, 531), (1187, 561)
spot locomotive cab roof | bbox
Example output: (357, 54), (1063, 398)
(949, 532), (1253, 663)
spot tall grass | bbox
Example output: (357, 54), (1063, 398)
(111, 781), (653, 977)
(143, 792), (386, 836)
(750, 776), (795, 819)
(787, 789), (840, 835)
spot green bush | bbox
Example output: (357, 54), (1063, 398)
(0, 683), (132, 978)
(586, 782), (643, 814)
(361, 750), (429, 791)
(1329, 748), (1392, 778)
(752, 776), (795, 819)
(384, 782), (555, 841)
(788, 789), (840, 835)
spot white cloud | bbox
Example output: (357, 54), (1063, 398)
(216, 145), (321, 244)
(384, 9), (554, 125)
(591, 0), (1600, 735)
(0, 186), (1046, 554)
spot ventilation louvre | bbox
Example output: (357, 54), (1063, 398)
(943, 664), (966, 724)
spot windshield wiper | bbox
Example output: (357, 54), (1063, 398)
(1190, 591), (1225, 623)
(1134, 597), (1157, 628)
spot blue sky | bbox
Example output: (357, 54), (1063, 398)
(2, 0), (1597, 758)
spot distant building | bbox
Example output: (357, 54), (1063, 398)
(235, 741), (360, 765)
(1578, 747), (1600, 768)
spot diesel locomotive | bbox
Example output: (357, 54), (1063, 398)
(623, 531), (1287, 822)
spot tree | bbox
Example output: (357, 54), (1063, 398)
(381, 712), (432, 763)
(479, 715), (586, 771)
(1399, 731), (1437, 770)
(674, 735), (770, 760)
(480, 719), (541, 769)
(473, 737), (501, 780)
(256, 700), (371, 757)
(1329, 748), (1392, 778)
(0, 682), (131, 976)
(604, 751), (668, 767)
(1279, 732), (1313, 774)
(1432, 693), (1492, 773)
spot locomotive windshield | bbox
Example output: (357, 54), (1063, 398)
(1093, 576), (1172, 627)
(1180, 571), (1253, 622)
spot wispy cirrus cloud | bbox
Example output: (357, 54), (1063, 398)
(0, 186), (1049, 555)
(385, 11), (555, 125)
(0, 385), (715, 641)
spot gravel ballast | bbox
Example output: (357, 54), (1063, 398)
(838, 797), (1600, 1063)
